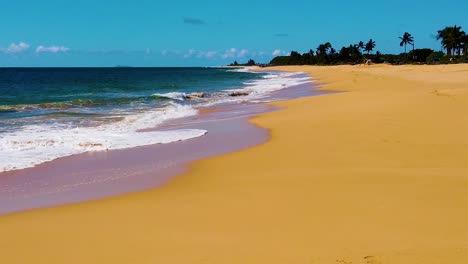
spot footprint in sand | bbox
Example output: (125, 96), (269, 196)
(364, 255), (382, 264)
(335, 259), (352, 264)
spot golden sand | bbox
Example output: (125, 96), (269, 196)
(1, 64), (468, 263)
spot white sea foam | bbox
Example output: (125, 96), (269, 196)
(0, 103), (205, 172)
(225, 67), (260, 73)
(242, 71), (311, 95)
(203, 71), (313, 106)
(226, 72), (312, 100)
(152, 92), (187, 101)
(152, 92), (206, 101)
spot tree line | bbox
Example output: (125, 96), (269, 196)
(231, 25), (468, 66)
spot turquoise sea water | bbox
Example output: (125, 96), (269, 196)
(0, 67), (262, 130)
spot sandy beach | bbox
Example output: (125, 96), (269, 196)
(1, 64), (468, 263)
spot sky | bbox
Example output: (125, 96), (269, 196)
(1, 0), (467, 67)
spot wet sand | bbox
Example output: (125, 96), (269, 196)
(1, 65), (468, 263)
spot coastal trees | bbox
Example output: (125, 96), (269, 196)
(358, 41), (365, 53)
(408, 49), (433, 62)
(268, 24), (468, 66)
(316, 42), (332, 55)
(375, 51), (382, 62)
(228, 59), (255, 66)
(462, 34), (468, 54)
(246, 59), (256, 66)
(350, 44), (363, 62)
(365, 39), (376, 55)
(316, 42), (333, 64)
(338, 46), (351, 61)
(399, 32), (414, 53)
(269, 50), (307, 65)
(437, 25), (466, 55)
(337, 44), (363, 64)
(302, 49), (317, 64)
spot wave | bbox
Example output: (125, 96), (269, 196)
(224, 72), (311, 98)
(152, 92), (187, 101)
(198, 72), (313, 107)
(0, 98), (142, 112)
(0, 92), (195, 113)
(40, 112), (103, 118)
(226, 67), (258, 73)
(152, 92), (205, 101)
(241, 72), (311, 95)
(0, 107), (18, 113)
(0, 70), (313, 171)
(0, 92), (207, 118)
(0, 103), (205, 172)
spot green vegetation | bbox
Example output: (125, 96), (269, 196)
(436, 25), (466, 56)
(263, 25), (468, 66)
(228, 59), (256, 66)
(364, 39), (376, 55)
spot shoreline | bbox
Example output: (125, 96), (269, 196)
(1, 64), (468, 263)
(0, 72), (324, 215)
(0, 68), (309, 173)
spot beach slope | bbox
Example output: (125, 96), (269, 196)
(1, 64), (468, 263)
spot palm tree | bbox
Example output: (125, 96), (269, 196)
(349, 44), (363, 62)
(463, 35), (468, 55)
(317, 42), (332, 55)
(436, 25), (465, 55)
(358, 41), (365, 53)
(365, 39), (376, 55)
(399, 32), (414, 53)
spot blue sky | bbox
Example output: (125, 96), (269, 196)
(1, 0), (467, 66)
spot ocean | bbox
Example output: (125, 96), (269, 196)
(0, 67), (311, 172)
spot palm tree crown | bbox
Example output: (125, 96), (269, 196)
(358, 41), (365, 53)
(436, 25), (466, 55)
(317, 42), (332, 55)
(365, 39), (376, 55)
(399, 32), (414, 53)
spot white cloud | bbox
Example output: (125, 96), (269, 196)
(273, 49), (290, 56)
(221, 48), (252, 59)
(36, 45), (70, 53)
(161, 50), (181, 56)
(221, 48), (237, 59)
(272, 49), (282, 56)
(160, 48), (249, 60)
(204, 51), (217, 58)
(183, 49), (196, 58)
(183, 49), (218, 59)
(194, 51), (204, 58)
(238, 49), (249, 58)
(1, 42), (30, 53)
